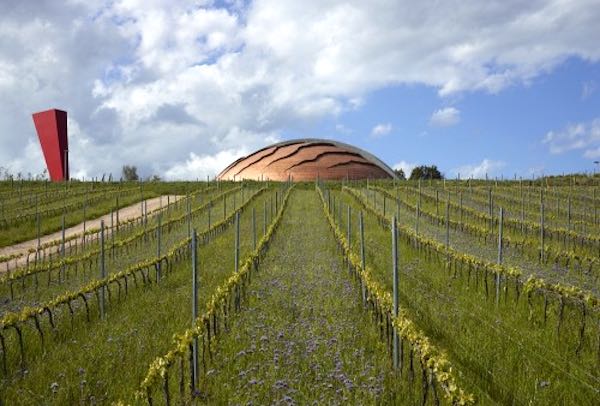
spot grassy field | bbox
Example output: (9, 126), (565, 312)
(0, 178), (598, 405)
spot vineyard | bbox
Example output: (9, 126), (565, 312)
(0, 177), (598, 404)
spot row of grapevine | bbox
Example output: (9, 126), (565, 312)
(316, 185), (475, 405)
(385, 185), (600, 251)
(0, 185), (271, 376)
(346, 186), (599, 311)
(0, 187), (241, 284)
(134, 184), (294, 404)
(0, 186), (255, 305)
(370, 186), (600, 278)
(332, 185), (599, 403)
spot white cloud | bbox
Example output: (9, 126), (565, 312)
(451, 159), (506, 179)
(164, 149), (247, 181)
(583, 147), (600, 159)
(370, 123), (392, 138)
(1, 1), (600, 178)
(393, 160), (417, 177)
(542, 119), (600, 156)
(429, 107), (460, 127)
(335, 123), (352, 134)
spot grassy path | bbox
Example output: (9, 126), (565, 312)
(201, 188), (406, 404)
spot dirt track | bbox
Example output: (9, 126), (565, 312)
(0, 195), (183, 272)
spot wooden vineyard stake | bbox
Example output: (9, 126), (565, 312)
(418, 179), (422, 214)
(191, 229), (199, 391)
(488, 188), (493, 233)
(263, 200), (267, 237)
(568, 195), (572, 232)
(436, 189), (440, 225)
(594, 188), (598, 226)
(61, 211), (65, 282)
(83, 197), (87, 247)
(359, 211), (366, 306)
(111, 210), (115, 258)
(187, 197), (191, 237)
(347, 205), (351, 274)
(459, 191), (463, 229)
(252, 207), (256, 250)
(235, 212), (240, 274)
(496, 208), (504, 306)
(445, 193), (450, 249)
(520, 178), (524, 235)
(540, 189), (545, 263)
(156, 213), (162, 282)
(383, 195), (386, 218)
(143, 200), (148, 242)
(100, 220), (106, 320)
(36, 197), (40, 266)
(207, 202), (211, 240)
(392, 216), (399, 370)
(415, 200), (420, 237)
(116, 196), (120, 233)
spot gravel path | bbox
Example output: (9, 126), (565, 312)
(0, 195), (182, 272)
(201, 189), (403, 404)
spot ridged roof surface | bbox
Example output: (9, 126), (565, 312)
(217, 138), (396, 181)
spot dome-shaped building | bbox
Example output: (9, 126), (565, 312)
(217, 138), (396, 181)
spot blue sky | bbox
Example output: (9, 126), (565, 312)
(295, 56), (600, 178)
(1, 1), (599, 180)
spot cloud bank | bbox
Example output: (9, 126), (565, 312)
(451, 159), (506, 179)
(543, 118), (600, 158)
(1, 0), (600, 179)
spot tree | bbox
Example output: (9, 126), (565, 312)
(409, 165), (443, 180)
(122, 165), (139, 181)
(393, 168), (406, 180)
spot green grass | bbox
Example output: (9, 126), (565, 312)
(331, 185), (599, 405)
(0, 181), (238, 247)
(0, 179), (598, 405)
(0, 187), (249, 314)
(365, 186), (599, 293)
(0, 188), (276, 403)
(199, 188), (414, 404)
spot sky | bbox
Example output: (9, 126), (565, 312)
(0, 0), (599, 180)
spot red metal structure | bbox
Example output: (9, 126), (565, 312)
(32, 109), (69, 181)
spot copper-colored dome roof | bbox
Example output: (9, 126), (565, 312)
(217, 138), (396, 181)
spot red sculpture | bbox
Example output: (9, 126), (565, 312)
(32, 109), (69, 181)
